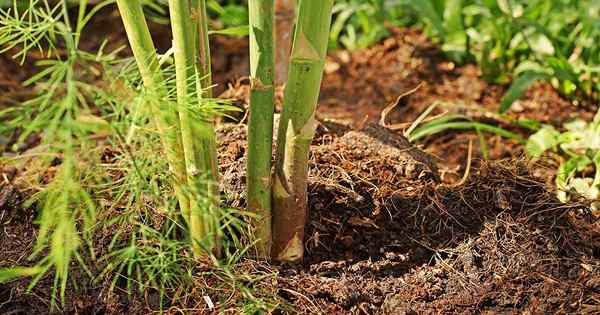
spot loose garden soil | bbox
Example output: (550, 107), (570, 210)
(2, 17), (600, 314)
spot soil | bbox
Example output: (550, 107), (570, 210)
(217, 122), (599, 315)
(2, 11), (600, 315)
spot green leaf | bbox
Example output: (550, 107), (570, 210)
(569, 177), (598, 200)
(410, 0), (445, 37)
(330, 5), (356, 47)
(514, 60), (548, 75)
(218, 4), (249, 27)
(208, 26), (249, 37)
(499, 71), (549, 113)
(0, 267), (44, 283)
(497, 0), (523, 18)
(556, 155), (591, 190)
(442, 0), (468, 62)
(514, 118), (542, 131)
(529, 32), (555, 55)
(526, 125), (560, 158)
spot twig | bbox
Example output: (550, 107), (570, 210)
(447, 139), (473, 188)
(378, 82), (424, 129)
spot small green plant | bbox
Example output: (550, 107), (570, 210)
(408, 113), (524, 144)
(329, 0), (389, 50)
(0, 0), (233, 309)
(0, 0), (119, 305)
(140, 0), (250, 34)
(527, 110), (600, 204)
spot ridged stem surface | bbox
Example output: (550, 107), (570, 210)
(247, 0), (275, 258)
(272, 0), (334, 262)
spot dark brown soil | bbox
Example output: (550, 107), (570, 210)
(217, 122), (600, 315)
(2, 12), (600, 314)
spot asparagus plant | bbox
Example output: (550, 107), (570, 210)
(191, 0), (222, 255)
(247, 0), (275, 258)
(170, 0), (222, 256)
(118, 0), (221, 256)
(115, 0), (190, 219)
(272, 0), (334, 262)
(168, 0), (208, 256)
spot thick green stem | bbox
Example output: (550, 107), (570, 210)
(169, 0), (211, 256)
(190, 0), (221, 255)
(272, 0), (334, 262)
(247, 0), (275, 258)
(191, 1), (219, 204)
(116, 0), (189, 219)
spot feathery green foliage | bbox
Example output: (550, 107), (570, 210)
(0, 0), (237, 309)
(0, 0), (117, 306)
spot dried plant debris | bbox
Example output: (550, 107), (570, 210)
(281, 161), (597, 314)
(216, 122), (598, 314)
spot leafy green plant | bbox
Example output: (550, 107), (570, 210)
(140, 0), (249, 35)
(329, 0), (414, 50)
(0, 0), (232, 308)
(407, 0), (600, 111)
(408, 113), (524, 144)
(208, 0), (249, 29)
(0, 0), (118, 305)
(527, 110), (600, 204)
(403, 102), (526, 160)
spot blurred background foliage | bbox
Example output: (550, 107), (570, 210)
(4, 0), (597, 111)
(112, 0), (600, 112)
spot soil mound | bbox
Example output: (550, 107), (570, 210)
(218, 122), (599, 314)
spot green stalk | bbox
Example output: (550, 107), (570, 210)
(116, 0), (190, 219)
(190, 0), (221, 255)
(272, 0), (334, 262)
(168, 0), (210, 256)
(247, 0), (275, 258)
(191, 0), (213, 97)
(191, 1), (219, 200)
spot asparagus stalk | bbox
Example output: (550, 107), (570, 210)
(169, 0), (214, 256)
(247, 0), (275, 258)
(191, 0), (213, 97)
(115, 0), (190, 219)
(191, 0), (221, 256)
(272, 0), (334, 262)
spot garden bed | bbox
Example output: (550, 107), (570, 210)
(2, 25), (600, 314)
